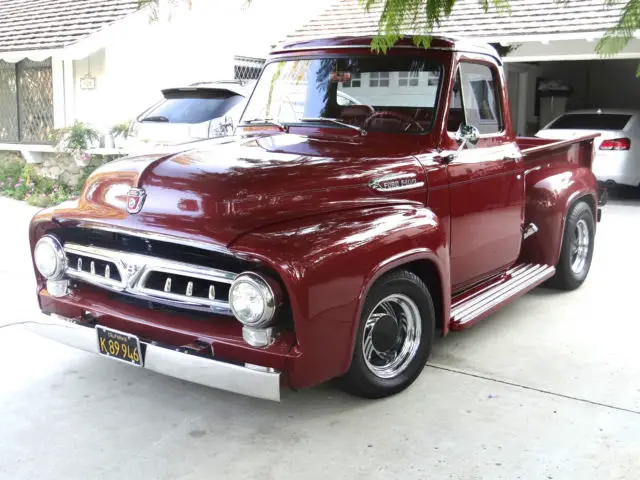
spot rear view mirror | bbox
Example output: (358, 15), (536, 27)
(455, 123), (480, 148)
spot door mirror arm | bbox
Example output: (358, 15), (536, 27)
(444, 123), (480, 164)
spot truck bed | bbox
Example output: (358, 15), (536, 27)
(516, 134), (599, 165)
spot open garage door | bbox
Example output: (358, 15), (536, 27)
(506, 59), (640, 135)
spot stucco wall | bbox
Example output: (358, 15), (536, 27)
(73, 49), (107, 130)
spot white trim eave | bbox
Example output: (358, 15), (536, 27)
(61, 7), (150, 60)
(504, 51), (640, 63)
(477, 30), (640, 46)
(0, 48), (62, 63)
(458, 31), (607, 44)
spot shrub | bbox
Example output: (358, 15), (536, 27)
(0, 154), (118, 208)
(110, 122), (131, 139)
(50, 121), (101, 155)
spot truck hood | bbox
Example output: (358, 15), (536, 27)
(65, 133), (429, 248)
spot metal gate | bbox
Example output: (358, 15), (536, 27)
(0, 61), (19, 142)
(0, 59), (53, 144)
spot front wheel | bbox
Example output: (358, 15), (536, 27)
(339, 270), (435, 399)
(548, 201), (595, 290)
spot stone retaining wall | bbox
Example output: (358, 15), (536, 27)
(0, 151), (113, 187)
(38, 153), (84, 186)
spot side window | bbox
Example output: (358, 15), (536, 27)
(447, 70), (465, 132)
(447, 63), (503, 135)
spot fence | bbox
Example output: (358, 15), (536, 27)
(234, 56), (265, 81)
(0, 59), (54, 144)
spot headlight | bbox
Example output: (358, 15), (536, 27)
(34, 235), (66, 280)
(229, 273), (277, 327)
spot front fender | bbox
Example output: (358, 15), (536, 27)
(231, 204), (449, 388)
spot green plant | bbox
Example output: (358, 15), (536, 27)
(0, 154), (121, 208)
(110, 122), (131, 139)
(50, 121), (101, 155)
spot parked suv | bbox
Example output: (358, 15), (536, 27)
(127, 80), (254, 150)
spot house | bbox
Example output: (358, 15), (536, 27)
(0, 0), (332, 162)
(285, 0), (640, 135)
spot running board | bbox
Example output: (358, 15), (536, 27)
(449, 263), (556, 330)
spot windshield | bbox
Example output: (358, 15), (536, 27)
(547, 113), (632, 131)
(242, 57), (442, 133)
(140, 90), (244, 124)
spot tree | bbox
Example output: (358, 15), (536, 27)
(595, 0), (640, 64)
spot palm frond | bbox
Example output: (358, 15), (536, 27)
(363, 0), (513, 52)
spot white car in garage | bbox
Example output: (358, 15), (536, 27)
(536, 109), (640, 187)
(127, 80), (254, 151)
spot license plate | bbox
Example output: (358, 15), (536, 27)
(96, 326), (143, 367)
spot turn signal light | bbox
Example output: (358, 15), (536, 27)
(600, 138), (631, 150)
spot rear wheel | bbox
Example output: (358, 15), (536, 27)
(339, 270), (435, 398)
(548, 201), (595, 290)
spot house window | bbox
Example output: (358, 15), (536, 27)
(342, 72), (361, 88)
(0, 58), (53, 144)
(369, 71), (389, 87)
(398, 71), (419, 87)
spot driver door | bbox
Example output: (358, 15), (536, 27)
(446, 61), (525, 291)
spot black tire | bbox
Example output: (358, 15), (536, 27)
(338, 269), (435, 399)
(547, 201), (595, 291)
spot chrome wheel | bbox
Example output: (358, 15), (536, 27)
(570, 218), (590, 274)
(362, 293), (422, 379)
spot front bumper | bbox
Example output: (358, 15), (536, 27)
(26, 313), (282, 401)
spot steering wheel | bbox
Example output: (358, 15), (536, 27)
(364, 111), (425, 132)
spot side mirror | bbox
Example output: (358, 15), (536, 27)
(455, 123), (480, 149)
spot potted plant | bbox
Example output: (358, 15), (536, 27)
(110, 122), (131, 149)
(50, 121), (101, 166)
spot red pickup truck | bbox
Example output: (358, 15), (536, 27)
(28, 36), (603, 401)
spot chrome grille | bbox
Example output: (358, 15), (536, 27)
(63, 243), (236, 315)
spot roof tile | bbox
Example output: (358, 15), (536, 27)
(0, 0), (138, 52)
(287, 0), (625, 41)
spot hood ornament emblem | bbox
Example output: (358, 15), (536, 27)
(120, 260), (145, 288)
(126, 188), (146, 214)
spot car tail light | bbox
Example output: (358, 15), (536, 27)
(599, 138), (631, 150)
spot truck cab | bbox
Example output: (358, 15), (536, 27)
(28, 36), (600, 401)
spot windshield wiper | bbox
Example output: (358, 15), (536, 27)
(240, 118), (287, 131)
(300, 117), (366, 136)
(141, 115), (169, 122)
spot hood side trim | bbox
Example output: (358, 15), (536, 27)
(74, 222), (235, 256)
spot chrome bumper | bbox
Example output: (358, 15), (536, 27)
(26, 313), (281, 401)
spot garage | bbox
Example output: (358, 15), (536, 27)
(503, 39), (640, 136)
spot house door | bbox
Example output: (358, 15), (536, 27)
(446, 62), (525, 291)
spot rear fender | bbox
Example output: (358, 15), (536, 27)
(231, 204), (449, 389)
(520, 166), (597, 266)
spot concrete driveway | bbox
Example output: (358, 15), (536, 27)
(1, 191), (639, 480)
